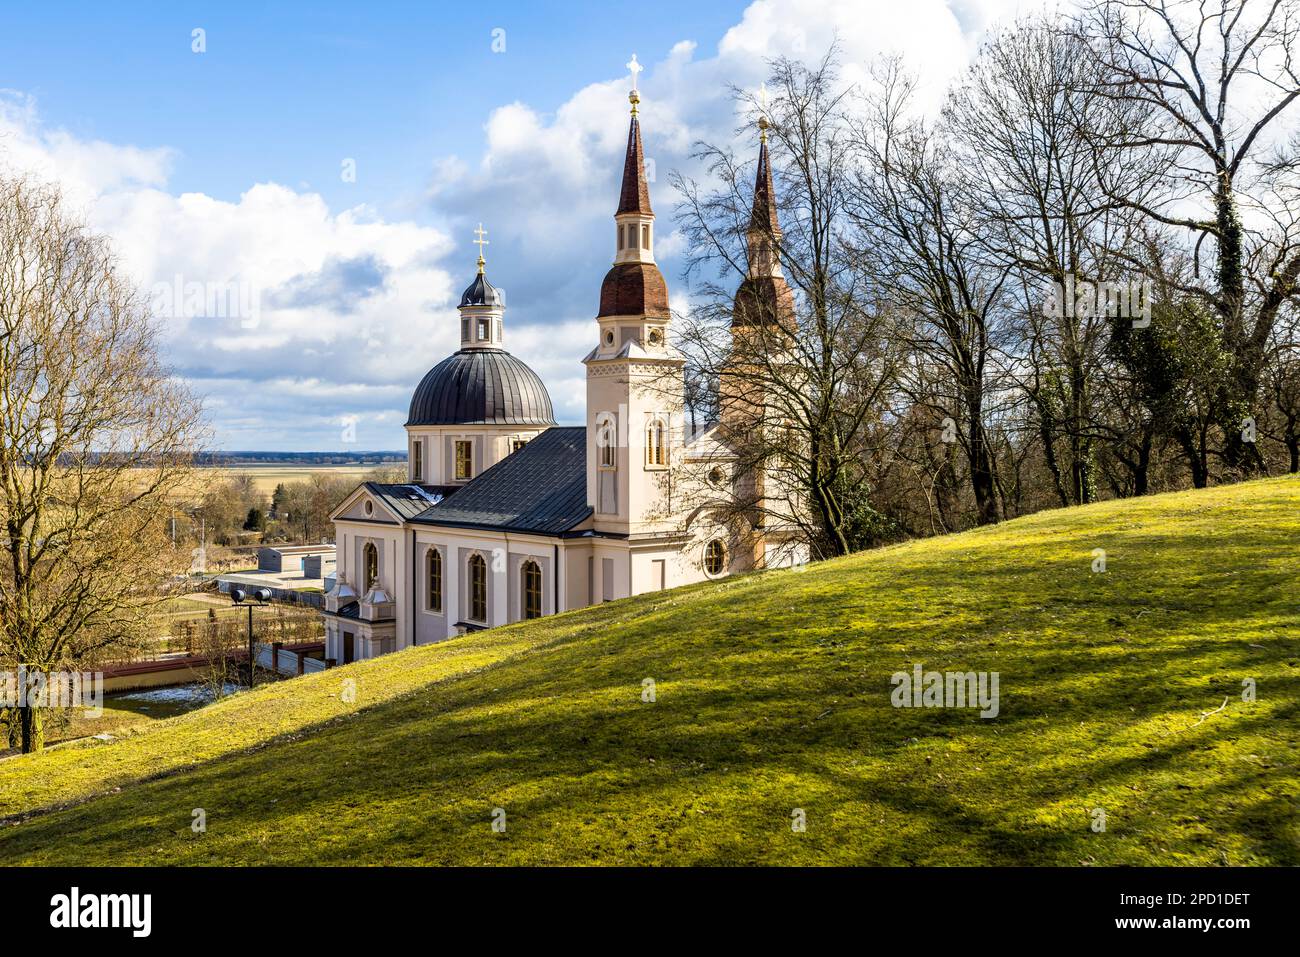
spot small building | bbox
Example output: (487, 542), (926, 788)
(303, 553), (336, 579)
(258, 544), (336, 576)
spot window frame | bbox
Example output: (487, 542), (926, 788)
(454, 440), (473, 481)
(363, 542), (379, 590)
(597, 415), (616, 469)
(704, 539), (726, 577)
(426, 548), (443, 613)
(521, 560), (543, 620)
(645, 416), (667, 468)
(412, 439), (423, 481)
(468, 553), (487, 623)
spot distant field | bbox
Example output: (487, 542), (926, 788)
(217, 465), (387, 496)
(148, 464), (402, 500)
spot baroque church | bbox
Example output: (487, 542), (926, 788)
(322, 78), (806, 663)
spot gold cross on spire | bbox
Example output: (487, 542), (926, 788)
(473, 222), (489, 273)
(627, 53), (642, 114)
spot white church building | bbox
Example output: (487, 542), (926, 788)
(322, 81), (806, 664)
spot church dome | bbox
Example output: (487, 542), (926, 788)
(407, 348), (556, 427)
(598, 262), (670, 318)
(732, 275), (795, 328)
(459, 272), (504, 308)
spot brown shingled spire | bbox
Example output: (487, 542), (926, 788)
(749, 134), (779, 236)
(733, 124), (794, 329)
(616, 113), (653, 216)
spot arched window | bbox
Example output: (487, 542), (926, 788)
(363, 542), (378, 590)
(522, 560), (543, 620)
(597, 415), (616, 468)
(468, 553), (487, 622)
(704, 539), (726, 577)
(646, 417), (667, 467)
(426, 548), (442, 613)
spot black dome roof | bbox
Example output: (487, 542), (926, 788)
(407, 349), (555, 427)
(459, 272), (504, 308)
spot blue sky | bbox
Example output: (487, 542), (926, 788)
(0, 0), (1031, 450)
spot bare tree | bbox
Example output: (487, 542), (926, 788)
(1078, 0), (1300, 474)
(944, 19), (1170, 505)
(671, 51), (903, 557)
(848, 61), (1012, 526)
(0, 174), (206, 752)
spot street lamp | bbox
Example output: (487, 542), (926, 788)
(229, 586), (272, 687)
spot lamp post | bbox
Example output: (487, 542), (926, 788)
(229, 587), (272, 687)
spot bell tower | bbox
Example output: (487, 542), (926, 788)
(584, 57), (684, 535)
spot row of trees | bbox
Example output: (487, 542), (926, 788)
(674, 0), (1300, 558)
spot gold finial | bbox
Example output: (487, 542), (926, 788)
(758, 81), (770, 142)
(627, 53), (643, 115)
(473, 222), (489, 274)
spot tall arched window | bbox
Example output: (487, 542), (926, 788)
(468, 553), (487, 622)
(597, 414), (616, 468)
(521, 560), (543, 620)
(704, 539), (726, 577)
(646, 417), (666, 467)
(426, 548), (442, 613)
(363, 542), (378, 590)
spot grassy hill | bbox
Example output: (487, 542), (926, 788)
(2, 477), (1297, 865)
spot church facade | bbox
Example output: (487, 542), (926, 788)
(322, 85), (806, 664)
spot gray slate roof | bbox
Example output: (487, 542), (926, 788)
(412, 426), (591, 535)
(365, 483), (455, 522)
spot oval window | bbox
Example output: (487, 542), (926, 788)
(704, 539), (726, 576)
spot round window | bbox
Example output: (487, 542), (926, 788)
(708, 466), (725, 487)
(648, 328), (663, 346)
(704, 539), (726, 576)
(604, 330), (615, 346)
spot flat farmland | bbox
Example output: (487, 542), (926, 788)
(217, 465), (388, 496)
(146, 464), (402, 499)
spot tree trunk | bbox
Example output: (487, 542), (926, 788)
(19, 704), (43, 754)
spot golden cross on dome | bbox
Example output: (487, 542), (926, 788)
(473, 222), (489, 273)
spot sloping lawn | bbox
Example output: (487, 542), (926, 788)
(1, 477), (1297, 865)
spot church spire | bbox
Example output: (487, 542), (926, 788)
(732, 101), (793, 329)
(617, 56), (653, 218)
(748, 87), (781, 275)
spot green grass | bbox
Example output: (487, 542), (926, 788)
(2, 477), (1297, 865)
